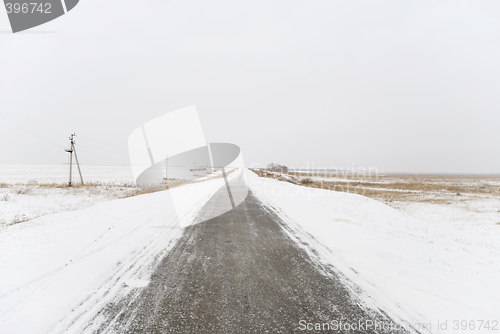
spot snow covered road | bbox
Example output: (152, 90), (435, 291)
(93, 188), (406, 334)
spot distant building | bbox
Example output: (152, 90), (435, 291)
(266, 163), (288, 173)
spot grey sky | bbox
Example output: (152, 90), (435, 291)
(0, 0), (499, 173)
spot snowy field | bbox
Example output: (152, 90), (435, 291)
(0, 169), (237, 334)
(2, 166), (499, 333)
(0, 164), (135, 185)
(249, 171), (500, 333)
(0, 164), (138, 226)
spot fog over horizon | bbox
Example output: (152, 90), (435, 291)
(1, 0), (499, 174)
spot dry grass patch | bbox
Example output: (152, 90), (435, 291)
(10, 214), (30, 225)
(252, 169), (500, 204)
(290, 174), (497, 195)
(122, 188), (165, 198)
(300, 178), (313, 184)
(36, 182), (136, 189)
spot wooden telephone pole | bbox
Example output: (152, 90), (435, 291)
(66, 133), (84, 186)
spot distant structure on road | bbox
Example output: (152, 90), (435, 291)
(266, 163), (288, 173)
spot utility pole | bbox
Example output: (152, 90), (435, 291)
(164, 155), (168, 188)
(66, 143), (73, 186)
(66, 133), (84, 186)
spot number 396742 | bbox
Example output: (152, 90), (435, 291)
(5, 3), (52, 14)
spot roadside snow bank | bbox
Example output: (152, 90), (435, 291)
(249, 172), (500, 334)
(0, 175), (228, 334)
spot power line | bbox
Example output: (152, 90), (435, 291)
(77, 134), (128, 153)
(0, 112), (65, 149)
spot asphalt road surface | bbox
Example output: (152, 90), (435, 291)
(98, 188), (409, 334)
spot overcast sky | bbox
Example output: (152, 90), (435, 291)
(1, 0), (499, 173)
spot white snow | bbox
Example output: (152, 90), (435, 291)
(0, 165), (244, 227)
(248, 171), (500, 334)
(0, 173), (230, 334)
(2, 167), (499, 333)
(0, 164), (138, 226)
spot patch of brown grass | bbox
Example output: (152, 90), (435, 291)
(252, 169), (500, 204)
(10, 214), (30, 225)
(34, 182), (136, 189)
(37, 183), (88, 188)
(300, 178), (313, 184)
(122, 188), (165, 198)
